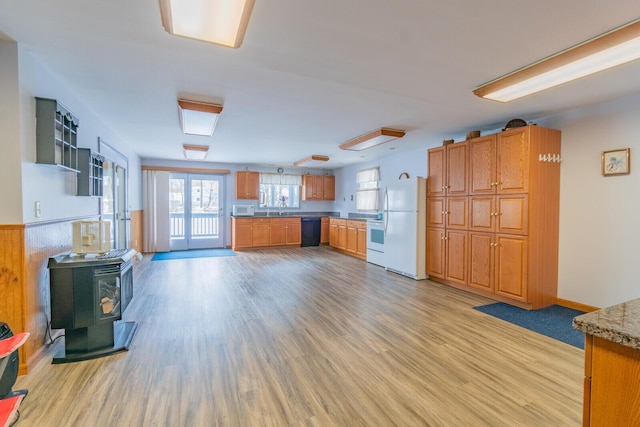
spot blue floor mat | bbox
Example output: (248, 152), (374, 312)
(151, 249), (236, 261)
(474, 303), (585, 349)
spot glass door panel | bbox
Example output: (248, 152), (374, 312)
(170, 173), (224, 250)
(170, 174), (187, 251)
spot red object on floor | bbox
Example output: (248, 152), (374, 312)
(0, 395), (23, 427)
(0, 333), (29, 359)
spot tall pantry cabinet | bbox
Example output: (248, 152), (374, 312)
(427, 125), (561, 309)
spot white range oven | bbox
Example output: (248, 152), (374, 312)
(366, 219), (385, 267)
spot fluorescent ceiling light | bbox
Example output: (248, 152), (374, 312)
(293, 155), (330, 167)
(183, 144), (209, 160)
(339, 128), (406, 151)
(178, 99), (223, 136)
(474, 19), (640, 102)
(159, 0), (255, 48)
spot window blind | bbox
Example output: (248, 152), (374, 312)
(259, 173), (302, 186)
(356, 166), (380, 211)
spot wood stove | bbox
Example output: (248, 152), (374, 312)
(48, 249), (137, 363)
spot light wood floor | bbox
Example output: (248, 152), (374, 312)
(16, 246), (584, 426)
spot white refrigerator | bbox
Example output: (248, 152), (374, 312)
(383, 177), (427, 280)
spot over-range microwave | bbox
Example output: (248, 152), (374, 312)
(232, 205), (255, 217)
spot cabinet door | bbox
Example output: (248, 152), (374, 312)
(321, 217), (330, 244)
(446, 196), (468, 229)
(269, 219), (286, 245)
(323, 176), (335, 200)
(236, 171), (259, 200)
(329, 223), (338, 247)
(468, 232), (494, 292)
(445, 230), (468, 285)
(497, 195), (528, 235)
(314, 176), (324, 200)
(426, 227), (445, 279)
(302, 175), (320, 200)
(346, 222), (358, 253)
(495, 235), (528, 302)
(428, 147), (446, 196)
(469, 135), (497, 194)
(497, 128), (529, 194)
(252, 219), (270, 246)
(356, 226), (367, 257)
(285, 219), (301, 245)
(469, 196), (496, 232)
(446, 141), (468, 195)
(427, 197), (446, 228)
(233, 219), (253, 249)
(235, 171), (247, 199)
(338, 223), (347, 250)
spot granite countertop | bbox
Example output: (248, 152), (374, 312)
(573, 298), (640, 350)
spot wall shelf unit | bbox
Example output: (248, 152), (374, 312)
(77, 149), (105, 197)
(35, 97), (80, 173)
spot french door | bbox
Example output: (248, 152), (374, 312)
(100, 139), (129, 250)
(169, 173), (224, 250)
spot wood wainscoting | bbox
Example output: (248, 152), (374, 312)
(130, 210), (142, 253)
(0, 225), (26, 373)
(0, 220), (76, 374)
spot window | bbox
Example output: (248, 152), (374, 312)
(259, 173), (302, 208)
(356, 167), (380, 211)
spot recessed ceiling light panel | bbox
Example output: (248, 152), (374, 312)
(159, 0), (255, 48)
(178, 99), (223, 136)
(339, 128), (406, 151)
(474, 19), (640, 102)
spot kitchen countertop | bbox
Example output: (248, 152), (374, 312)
(573, 298), (640, 350)
(234, 212), (377, 221)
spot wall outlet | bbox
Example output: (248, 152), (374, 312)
(35, 201), (41, 217)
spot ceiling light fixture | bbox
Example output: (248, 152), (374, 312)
(339, 128), (406, 151)
(473, 19), (640, 102)
(159, 0), (255, 48)
(183, 144), (209, 160)
(293, 155), (330, 167)
(178, 99), (223, 136)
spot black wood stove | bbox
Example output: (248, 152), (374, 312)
(48, 249), (138, 363)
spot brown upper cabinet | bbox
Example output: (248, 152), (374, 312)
(236, 171), (259, 200)
(427, 142), (468, 196)
(323, 175), (336, 200)
(469, 128), (532, 195)
(302, 174), (335, 201)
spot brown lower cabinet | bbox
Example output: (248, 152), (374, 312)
(320, 217), (329, 244)
(583, 335), (640, 426)
(232, 217), (301, 250)
(329, 218), (366, 260)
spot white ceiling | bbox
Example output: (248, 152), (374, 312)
(2, 1), (640, 169)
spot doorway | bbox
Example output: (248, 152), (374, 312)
(100, 139), (129, 250)
(169, 173), (224, 250)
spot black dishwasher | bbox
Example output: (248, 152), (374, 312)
(301, 217), (321, 247)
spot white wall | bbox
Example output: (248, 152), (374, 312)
(0, 41), (23, 223)
(17, 45), (141, 224)
(538, 92), (640, 308)
(333, 145), (428, 216)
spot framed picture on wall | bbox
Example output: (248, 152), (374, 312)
(602, 148), (630, 176)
